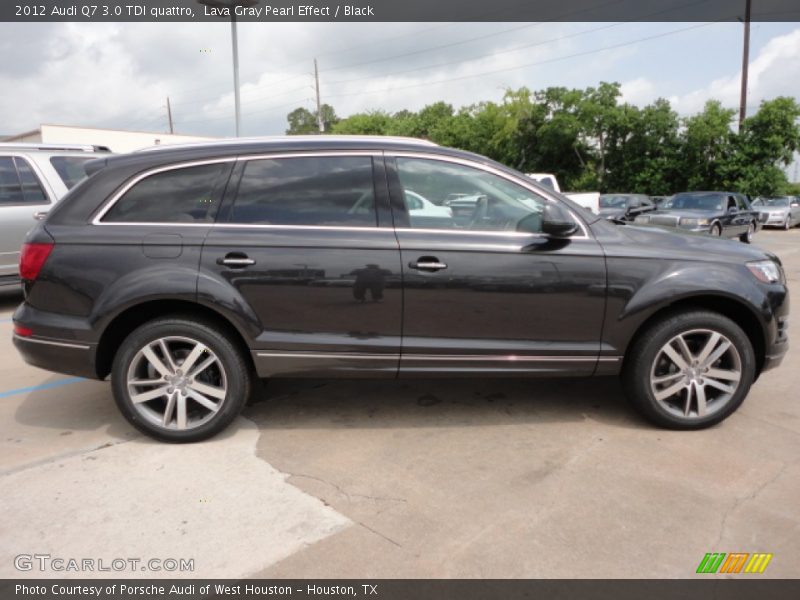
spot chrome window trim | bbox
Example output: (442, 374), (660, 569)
(91, 157), (238, 225)
(388, 151), (591, 239)
(90, 150), (592, 241)
(92, 152), (380, 226)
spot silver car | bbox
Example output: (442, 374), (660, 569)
(752, 196), (800, 230)
(0, 143), (111, 288)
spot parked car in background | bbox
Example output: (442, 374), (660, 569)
(0, 143), (112, 289)
(751, 196), (800, 230)
(11, 136), (789, 441)
(651, 195), (672, 208)
(599, 194), (656, 222)
(526, 172), (600, 214)
(633, 191), (761, 243)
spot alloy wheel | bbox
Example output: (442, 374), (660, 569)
(649, 328), (742, 420)
(126, 336), (228, 431)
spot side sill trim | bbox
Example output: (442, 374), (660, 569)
(256, 351), (621, 363)
(13, 335), (91, 350)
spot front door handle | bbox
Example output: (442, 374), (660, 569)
(409, 257), (447, 272)
(217, 253), (256, 267)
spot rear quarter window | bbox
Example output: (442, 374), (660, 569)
(102, 162), (230, 223)
(50, 156), (94, 190)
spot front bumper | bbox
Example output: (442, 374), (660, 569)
(762, 315), (789, 373)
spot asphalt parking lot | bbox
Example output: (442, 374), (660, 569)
(1, 228), (798, 579)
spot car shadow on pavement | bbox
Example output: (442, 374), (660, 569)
(245, 376), (649, 432)
(11, 374), (648, 447)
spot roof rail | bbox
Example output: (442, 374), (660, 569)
(135, 135), (438, 153)
(0, 142), (112, 153)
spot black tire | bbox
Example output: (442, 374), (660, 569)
(622, 310), (756, 430)
(739, 222), (755, 243)
(709, 223), (722, 237)
(111, 317), (252, 443)
(783, 217), (791, 230)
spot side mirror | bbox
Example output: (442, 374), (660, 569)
(728, 206), (739, 214)
(541, 203), (579, 237)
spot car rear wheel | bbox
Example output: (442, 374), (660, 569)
(622, 310), (755, 429)
(111, 317), (252, 443)
(740, 222), (755, 243)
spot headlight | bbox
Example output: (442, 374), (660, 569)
(679, 217), (710, 226)
(747, 260), (785, 284)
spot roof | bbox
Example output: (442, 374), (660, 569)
(87, 135), (478, 177)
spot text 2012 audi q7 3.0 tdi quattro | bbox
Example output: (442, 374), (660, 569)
(12, 137), (789, 442)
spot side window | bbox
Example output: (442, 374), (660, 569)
(15, 158), (48, 204)
(230, 156), (376, 227)
(0, 156), (47, 205)
(735, 195), (749, 210)
(395, 157), (547, 232)
(102, 163), (229, 223)
(0, 157), (24, 205)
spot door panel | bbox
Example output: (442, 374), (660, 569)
(387, 155), (608, 377)
(200, 153), (403, 378)
(396, 231), (607, 375)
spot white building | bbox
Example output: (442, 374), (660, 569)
(2, 124), (217, 153)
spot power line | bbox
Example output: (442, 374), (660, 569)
(322, 21), (727, 102)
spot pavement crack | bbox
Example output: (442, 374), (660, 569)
(286, 471), (407, 504)
(714, 462), (787, 548)
(357, 521), (402, 547)
(0, 437), (136, 477)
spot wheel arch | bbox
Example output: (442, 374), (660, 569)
(95, 299), (254, 379)
(621, 294), (766, 377)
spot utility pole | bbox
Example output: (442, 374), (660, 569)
(314, 58), (324, 133)
(166, 97), (174, 134)
(739, 0), (752, 130)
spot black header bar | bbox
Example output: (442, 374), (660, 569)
(3, 0), (800, 23)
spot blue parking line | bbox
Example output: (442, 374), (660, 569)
(0, 377), (85, 399)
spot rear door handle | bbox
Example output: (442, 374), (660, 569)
(217, 253), (256, 267)
(409, 257), (447, 272)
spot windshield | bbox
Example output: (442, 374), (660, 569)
(670, 193), (724, 211)
(599, 195), (630, 208)
(760, 197), (790, 207)
(50, 156), (94, 189)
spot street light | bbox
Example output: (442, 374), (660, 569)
(196, 0), (260, 137)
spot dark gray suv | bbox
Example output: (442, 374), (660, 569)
(12, 136), (789, 442)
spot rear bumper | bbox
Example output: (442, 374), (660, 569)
(12, 334), (100, 379)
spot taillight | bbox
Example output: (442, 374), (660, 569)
(19, 242), (54, 280)
(14, 324), (33, 337)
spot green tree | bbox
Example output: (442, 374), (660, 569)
(722, 97), (800, 196)
(285, 104), (339, 134)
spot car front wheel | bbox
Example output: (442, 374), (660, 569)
(111, 317), (252, 442)
(622, 310), (755, 429)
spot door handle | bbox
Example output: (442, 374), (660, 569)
(217, 253), (255, 267)
(409, 257), (447, 272)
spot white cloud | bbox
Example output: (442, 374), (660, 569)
(668, 27), (800, 114)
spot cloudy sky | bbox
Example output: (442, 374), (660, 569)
(0, 20), (798, 143)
